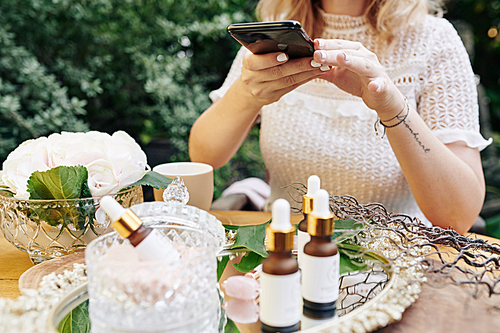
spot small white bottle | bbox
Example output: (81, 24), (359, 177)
(260, 199), (301, 333)
(301, 189), (339, 313)
(298, 175), (321, 269)
(100, 196), (180, 261)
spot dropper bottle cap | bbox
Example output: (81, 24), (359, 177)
(303, 175), (320, 215)
(266, 199), (295, 252)
(307, 190), (334, 236)
(100, 196), (143, 239)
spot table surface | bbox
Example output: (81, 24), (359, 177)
(2, 210), (500, 332)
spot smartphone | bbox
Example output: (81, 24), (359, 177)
(227, 20), (315, 59)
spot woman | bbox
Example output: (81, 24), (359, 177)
(189, 0), (491, 234)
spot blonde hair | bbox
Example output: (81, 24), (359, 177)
(256, 0), (445, 44)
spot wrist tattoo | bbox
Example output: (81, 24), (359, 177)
(402, 120), (430, 153)
(374, 97), (431, 153)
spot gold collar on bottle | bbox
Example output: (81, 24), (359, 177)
(307, 213), (334, 236)
(111, 209), (142, 238)
(266, 225), (296, 252)
(302, 196), (314, 215)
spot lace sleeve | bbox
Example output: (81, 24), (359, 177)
(416, 18), (492, 151)
(209, 47), (248, 102)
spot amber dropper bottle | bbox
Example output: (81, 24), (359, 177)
(301, 189), (339, 313)
(100, 196), (180, 261)
(298, 175), (320, 269)
(260, 199), (301, 333)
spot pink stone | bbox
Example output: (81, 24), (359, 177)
(222, 275), (260, 300)
(244, 264), (262, 280)
(102, 240), (140, 262)
(225, 299), (259, 324)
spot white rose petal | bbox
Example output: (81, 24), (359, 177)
(1, 137), (54, 198)
(2, 131), (149, 198)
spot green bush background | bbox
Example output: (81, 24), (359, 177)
(1, 0), (500, 233)
(0, 0), (263, 200)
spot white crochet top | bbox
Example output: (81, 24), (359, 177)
(210, 13), (491, 226)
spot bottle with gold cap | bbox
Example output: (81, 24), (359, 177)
(260, 199), (301, 333)
(298, 175), (320, 269)
(301, 189), (339, 313)
(100, 196), (180, 261)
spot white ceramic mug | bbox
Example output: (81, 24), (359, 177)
(152, 162), (214, 211)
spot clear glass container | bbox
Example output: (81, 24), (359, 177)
(130, 201), (227, 249)
(85, 223), (219, 332)
(0, 186), (143, 264)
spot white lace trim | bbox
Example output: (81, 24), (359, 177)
(433, 128), (493, 151)
(320, 10), (368, 31)
(209, 87), (227, 103)
(280, 80), (376, 120)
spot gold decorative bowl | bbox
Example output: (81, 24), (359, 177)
(0, 186), (143, 264)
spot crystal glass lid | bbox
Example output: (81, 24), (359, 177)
(130, 200), (226, 250)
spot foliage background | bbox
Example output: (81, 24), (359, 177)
(0, 0), (500, 233)
(0, 0), (262, 200)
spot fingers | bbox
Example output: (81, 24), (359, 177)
(263, 57), (330, 80)
(241, 53), (330, 89)
(313, 47), (384, 84)
(243, 51), (329, 75)
(315, 39), (365, 52)
(271, 73), (326, 97)
(240, 51), (332, 105)
(263, 69), (326, 92)
(242, 52), (290, 71)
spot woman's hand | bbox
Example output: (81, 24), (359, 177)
(313, 39), (404, 120)
(239, 51), (330, 108)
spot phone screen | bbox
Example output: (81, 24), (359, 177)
(227, 21), (315, 59)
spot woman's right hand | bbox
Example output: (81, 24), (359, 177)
(238, 51), (331, 108)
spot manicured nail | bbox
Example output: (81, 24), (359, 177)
(311, 59), (322, 68)
(318, 50), (326, 61)
(343, 53), (350, 62)
(277, 53), (287, 62)
(317, 39), (325, 48)
(320, 65), (331, 71)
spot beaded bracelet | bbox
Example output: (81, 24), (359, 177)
(374, 97), (410, 138)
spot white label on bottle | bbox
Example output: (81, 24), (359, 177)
(297, 230), (310, 269)
(259, 271), (301, 327)
(301, 253), (339, 303)
(135, 229), (181, 262)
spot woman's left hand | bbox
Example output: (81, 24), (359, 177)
(313, 39), (404, 120)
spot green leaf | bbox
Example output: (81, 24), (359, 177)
(57, 299), (91, 333)
(81, 181), (92, 198)
(120, 171), (172, 191)
(26, 166), (95, 228)
(27, 165), (89, 200)
(338, 242), (390, 275)
(224, 318), (241, 333)
(232, 251), (265, 273)
(0, 190), (14, 197)
(335, 219), (364, 230)
(231, 221), (269, 258)
(333, 219), (365, 243)
(217, 256), (230, 282)
(223, 224), (240, 231)
(339, 252), (367, 275)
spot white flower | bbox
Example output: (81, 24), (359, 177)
(1, 131), (148, 198)
(1, 137), (54, 199)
